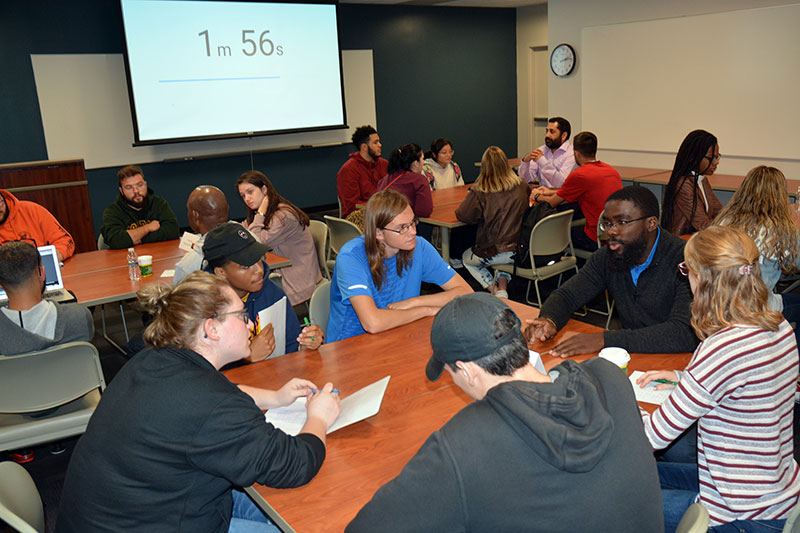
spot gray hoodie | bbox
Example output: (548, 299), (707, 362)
(348, 358), (663, 532)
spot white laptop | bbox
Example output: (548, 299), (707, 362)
(0, 245), (75, 304)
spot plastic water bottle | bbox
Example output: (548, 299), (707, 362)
(127, 248), (140, 281)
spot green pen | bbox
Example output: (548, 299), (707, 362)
(303, 317), (315, 341)
(653, 378), (678, 386)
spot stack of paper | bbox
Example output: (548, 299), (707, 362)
(628, 371), (673, 405)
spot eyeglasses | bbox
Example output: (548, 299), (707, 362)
(703, 154), (721, 163)
(678, 261), (689, 277)
(212, 309), (250, 324)
(598, 216), (649, 232)
(122, 181), (147, 192)
(382, 217), (419, 235)
(439, 150), (454, 157)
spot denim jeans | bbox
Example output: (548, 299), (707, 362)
(658, 463), (787, 533)
(229, 489), (281, 533)
(462, 249), (514, 289)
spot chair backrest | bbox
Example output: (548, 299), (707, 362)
(0, 342), (106, 414)
(529, 209), (575, 259)
(309, 220), (330, 279)
(97, 233), (110, 250)
(0, 461), (44, 533)
(337, 196), (343, 218)
(309, 280), (331, 336)
(675, 502), (709, 533)
(596, 208), (607, 248)
(784, 502), (800, 533)
(268, 272), (283, 291)
(323, 215), (363, 255)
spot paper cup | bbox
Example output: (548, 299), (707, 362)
(598, 347), (630, 372)
(138, 255), (153, 277)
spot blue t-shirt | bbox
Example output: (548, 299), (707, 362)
(327, 236), (456, 342)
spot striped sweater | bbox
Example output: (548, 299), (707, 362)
(641, 321), (800, 526)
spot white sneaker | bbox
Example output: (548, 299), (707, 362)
(449, 258), (464, 269)
(494, 289), (509, 299)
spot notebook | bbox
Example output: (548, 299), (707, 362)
(0, 245), (75, 304)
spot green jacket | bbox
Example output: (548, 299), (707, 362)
(100, 189), (179, 249)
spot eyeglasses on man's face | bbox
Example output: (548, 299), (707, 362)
(382, 217), (419, 235)
(122, 181), (147, 192)
(598, 216), (649, 232)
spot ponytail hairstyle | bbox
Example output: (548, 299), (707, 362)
(684, 226), (782, 339)
(138, 271), (231, 349)
(236, 170), (310, 229)
(387, 144), (423, 174)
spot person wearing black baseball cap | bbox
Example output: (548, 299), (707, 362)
(203, 222), (322, 364)
(348, 293), (662, 532)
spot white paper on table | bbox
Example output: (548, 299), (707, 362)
(628, 371), (673, 405)
(528, 350), (546, 374)
(178, 231), (201, 252)
(160, 269), (175, 278)
(257, 296), (287, 357)
(265, 376), (391, 436)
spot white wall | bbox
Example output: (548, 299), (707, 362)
(546, 0), (800, 177)
(515, 4), (548, 158)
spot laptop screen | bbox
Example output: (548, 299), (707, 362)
(0, 244), (64, 301)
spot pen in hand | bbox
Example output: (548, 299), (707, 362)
(310, 388), (340, 394)
(303, 317), (315, 341)
(653, 378), (678, 386)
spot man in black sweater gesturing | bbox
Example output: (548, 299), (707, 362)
(526, 186), (698, 357)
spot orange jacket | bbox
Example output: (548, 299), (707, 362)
(0, 190), (75, 259)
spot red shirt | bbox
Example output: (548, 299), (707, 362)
(557, 161), (622, 241)
(336, 153), (388, 217)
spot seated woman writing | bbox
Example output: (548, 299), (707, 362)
(58, 271), (340, 532)
(327, 189), (472, 342)
(203, 222), (323, 364)
(638, 226), (800, 532)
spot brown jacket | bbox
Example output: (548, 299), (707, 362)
(455, 181), (531, 258)
(668, 175), (723, 236)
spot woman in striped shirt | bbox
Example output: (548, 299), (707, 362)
(638, 226), (800, 532)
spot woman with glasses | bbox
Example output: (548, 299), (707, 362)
(637, 226), (800, 532)
(455, 146), (531, 299)
(203, 222), (323, 365)
(422, 138), (464, 190)
(661, 129), (723, 236)
(236, 170), (322, 312)
(58, 271), (342, 532)
(327, 189), (471, 342)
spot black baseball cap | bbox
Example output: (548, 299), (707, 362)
(426, 293), (523, 382)
(203, 223), (269, 267)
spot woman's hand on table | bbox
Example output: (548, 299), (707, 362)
(298, 325), (324, 351)
(275, 378), (319, 407)
(636, 370), (679, 391)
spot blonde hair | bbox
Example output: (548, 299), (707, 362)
(685, 226), (783, 340)
(364, 190), (413, 290)
(473, 146), (521, 193)
(138, 271), (232, 349)
(714, 166), (800, 273)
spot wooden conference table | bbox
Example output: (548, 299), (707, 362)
(61, 239), (292, 307)
(616, 167), (800, 199)
(225, 299), (692, 532)
(417, 184), (472, 264)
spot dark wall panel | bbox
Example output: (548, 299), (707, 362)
(0, 2), (517, 233)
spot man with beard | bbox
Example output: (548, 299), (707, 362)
(525, 186), (698, 357)
(0, 242), (93, 355)
(100, 165), (179, 249)
(336, 125), (389, 217)
(0, 190), (75, 261)
(519, 117), (576, 188)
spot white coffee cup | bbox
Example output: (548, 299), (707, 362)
(138, 255), (154, 277)
(598, 347), (630, 371)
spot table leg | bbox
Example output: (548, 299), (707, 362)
(441, 228), (451, 264)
